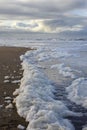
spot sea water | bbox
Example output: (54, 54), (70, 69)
(0, 32), (87, 130)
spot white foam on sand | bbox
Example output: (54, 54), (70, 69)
(4, 76), (10, 79)
(66, 78), (87, 108)
(14, 48), (82, 130)
(82, 126), (87, 130)
(5, 103), (13, 109)
(5, 96), (12, 100)
(17, 124), (25, 130)
(11, 80), (21, 84)
(4, 80), (9, 83)
(0, 105), (3, 108)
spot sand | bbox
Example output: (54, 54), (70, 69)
(0, 47), (31, 130)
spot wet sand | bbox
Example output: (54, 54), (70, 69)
(0, 47), (31, 130)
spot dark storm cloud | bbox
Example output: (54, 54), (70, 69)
(43, 16), (87, 29)
(0, 0), (87, 19)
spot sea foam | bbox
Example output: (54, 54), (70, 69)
(14, 48), (78, 130)
(66, 78), (87, 108)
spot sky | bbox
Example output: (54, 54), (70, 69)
(0, 0), (87, 33)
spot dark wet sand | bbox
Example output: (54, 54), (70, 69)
(0, 47), (31, 130)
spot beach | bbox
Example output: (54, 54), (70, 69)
(0, 0), (87, 129)
(0, 47), (30, 130)
(0, 41), (87, 130)
(13, 45), (87, 130)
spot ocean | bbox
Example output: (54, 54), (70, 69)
(1, 32), (87, 130)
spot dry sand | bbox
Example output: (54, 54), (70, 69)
(0, 47), (31, 130)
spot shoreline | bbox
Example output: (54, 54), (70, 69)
(0, 46), (87, 130)
(0, 46), (31, 130)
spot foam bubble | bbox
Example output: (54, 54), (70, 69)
(66, 78), (87, 108)
(51, 63), (75, 78)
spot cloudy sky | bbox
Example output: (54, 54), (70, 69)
(0, 0), (87, 33)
